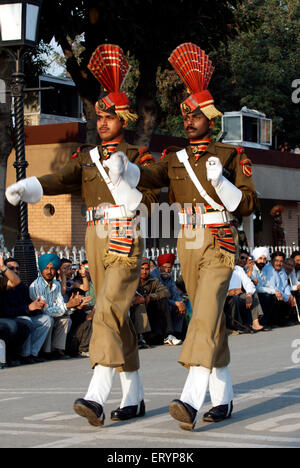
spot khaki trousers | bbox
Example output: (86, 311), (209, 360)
(85, 225), (144, 371)
(177, 227), (235, 370)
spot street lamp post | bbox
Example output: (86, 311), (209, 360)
(0, 0), (43, 285)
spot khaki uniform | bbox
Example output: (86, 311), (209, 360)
(139, 141), (257, 370)
(38, 140), (158, 371)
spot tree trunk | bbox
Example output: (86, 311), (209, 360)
(58, 38), (99, 145)
(134, 65), (158, 148)
(0, 52), (13, 244)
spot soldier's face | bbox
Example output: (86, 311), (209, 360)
(183, 113), (215, 140)
(96, 111), (127, 141)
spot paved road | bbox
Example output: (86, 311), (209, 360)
(0, 325), (300, 449)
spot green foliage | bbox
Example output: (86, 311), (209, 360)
(213, 0), (300, 145)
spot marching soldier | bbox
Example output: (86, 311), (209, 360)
(6, 44), (158, 426)
(106, 43), (257, 430)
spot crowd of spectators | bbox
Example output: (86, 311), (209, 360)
(0, 246), (299, 368)
(278, 141), (300, 154)
(224, 248), (300, 334)
(0, 253), (95, 368)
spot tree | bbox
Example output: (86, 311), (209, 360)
(211, 0), (300, 146)
(38, 0), (242, 145)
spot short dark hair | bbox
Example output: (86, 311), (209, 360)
(271, 251), (286, 261)
(291, 250), (300, 259)
(60, 258), (72, 266)
(4, 257), (18, 266)
(239, 249), (249, 257)
(67, 287), (85, 299)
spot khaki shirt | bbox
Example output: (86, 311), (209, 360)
(139, 142), (257, 217)
(38, 140), (159, 209)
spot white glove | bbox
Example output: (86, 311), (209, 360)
(206, 157), (242, 212)
(5, 176), (43, 206)
(103, 152), (142, 214)
(103, 152), (125, 186)
(103, 151), (140, 188)
(206, 157), (223, 188)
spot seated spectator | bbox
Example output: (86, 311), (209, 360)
(257, 251), (295, 328)
(291, 250), (300, 282)
(175, 276), (193, 329)
(224, 251), (265, 333)
(65, 287), (93, 356)
(284, 257), (300, 318)
(57, 259), (90, 301)
(0, 253), (30, 366)
(294, 145), (300, 154)
(149, 259), (157, 272)
(73, 307), (95, 357)
(279, 141), (290, 152)
(131, 258), (181, 347)
(248, 247), (270, 287)
(0, 257), (52, 364)
(151, 253), (186, 342)
(30, 253), (82, 359)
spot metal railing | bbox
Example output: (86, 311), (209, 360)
(1, 240), (298, 283)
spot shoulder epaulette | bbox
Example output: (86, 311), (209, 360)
(137, 146), (155, 164)
(72, 144), (95, 159)
(160, 146), (182, 160)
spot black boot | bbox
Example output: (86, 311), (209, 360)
(111, 400), (145, 421)
(169, 399), (197, 431)
(73, 398), (105, 427)
(203, 401), (233, 423)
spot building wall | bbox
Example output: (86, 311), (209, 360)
(5, 137), (87, 250)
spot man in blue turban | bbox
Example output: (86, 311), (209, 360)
(30, 254), (80, 359)
(38, 253), (61, 274)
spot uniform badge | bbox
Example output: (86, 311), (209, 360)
(218, 228), (226, 239)
(240, 158), (252, 177)
(98, 100), (107, 111)
(182, 102), (191, 114)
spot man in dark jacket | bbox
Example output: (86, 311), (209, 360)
(130, 258), (173, 347)
(0, 258), (51, 364)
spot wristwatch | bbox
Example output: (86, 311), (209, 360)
(1, 266), (8, 275)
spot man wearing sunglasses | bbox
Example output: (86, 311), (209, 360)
(0, 257), (51, 364)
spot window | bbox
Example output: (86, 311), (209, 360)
(222, 115), (242, 141)
(243, 116), (259, 143)
(261, 118), (272, 146)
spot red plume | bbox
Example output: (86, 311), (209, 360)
(88, 44), (130, 92)
(168, 43), (214, 94)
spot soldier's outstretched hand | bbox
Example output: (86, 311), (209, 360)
(206, 156), (223, 188)
(103, 151), (126, 186)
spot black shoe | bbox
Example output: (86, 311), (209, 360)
(111, 399), (145, 421)
(31, 355), (46, 363)
(203, 401), (233, 423)
(73, 398), (105, 427)
(169, 399), (197, 431)
(19, 356), (35, 365)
